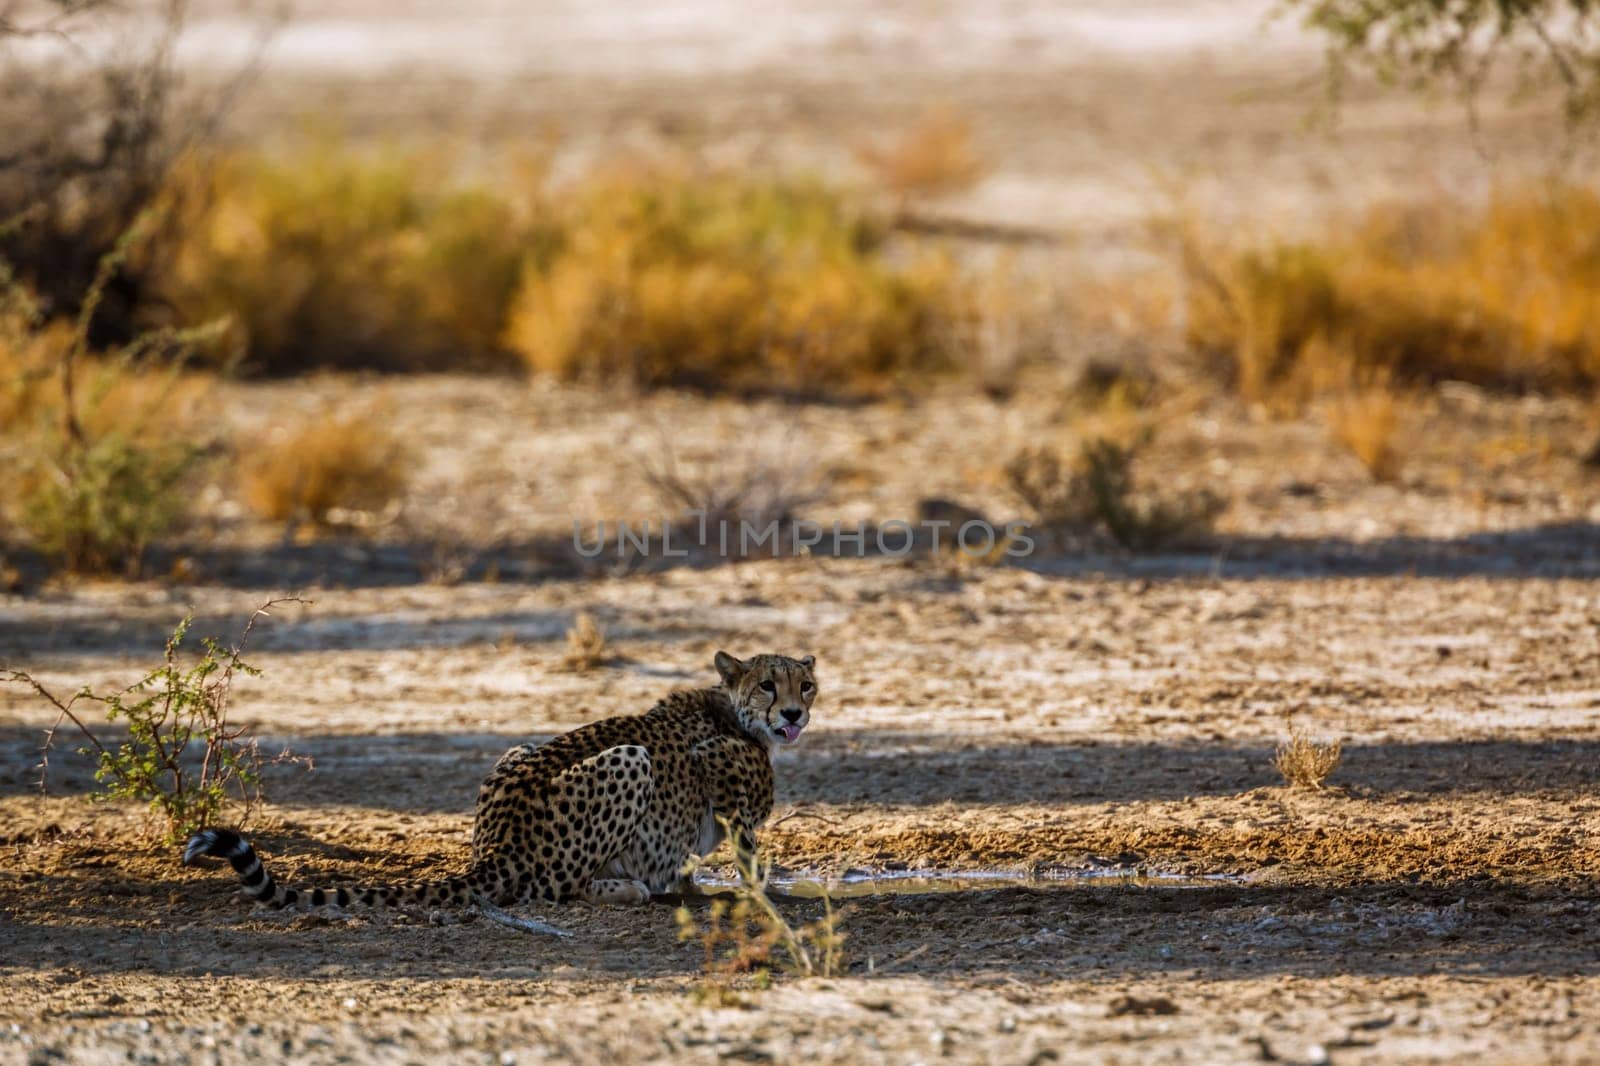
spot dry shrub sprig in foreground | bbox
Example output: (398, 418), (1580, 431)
(1273, 726), (1343, 790)
(242, 410), (411, 530)
(676, 827), (847, 990)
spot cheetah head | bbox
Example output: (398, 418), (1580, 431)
(714, 651), (816, 747)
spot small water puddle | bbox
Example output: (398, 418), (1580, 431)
(694, 867), (1242, 899)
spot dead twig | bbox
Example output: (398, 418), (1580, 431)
(874, 942), (930, 974)
(769, 809), (844, 829)
(5, 668), (110, 794)
(471, 894), (572, 938)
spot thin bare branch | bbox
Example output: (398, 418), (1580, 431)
(471, 895), (573, 938)
(4, 668), (111, 770)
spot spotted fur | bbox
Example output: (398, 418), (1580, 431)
(182, 651), (817, 910)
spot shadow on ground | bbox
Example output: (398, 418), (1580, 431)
(2, 874), (1596, 984)
(2, 519), (1597, 606)
(6, 728), (1597, 809)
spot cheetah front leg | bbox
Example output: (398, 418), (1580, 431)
(725, 810), (763, 884)
(661, 808), (757, 899)
(691, 736), (774, 888)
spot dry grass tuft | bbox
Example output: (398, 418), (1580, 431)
(241, 411), (411, 530)
(1005, 433), (1225, 551)
(559, 612), (610, 673)
(1326, 378), (1405, 482)
(1273, 726), (1343, 790)
(503, 168), (964, 396)
(637, 430), (825, 551)
(167, 143), (551, 374)
(857, 105), (986, 204)
(1181, 185), (1600, 402)
(951, 253), (1045, 399)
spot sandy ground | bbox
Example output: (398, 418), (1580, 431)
(2, 371), (1599, 1063)
(6, 2), (1600, 1061)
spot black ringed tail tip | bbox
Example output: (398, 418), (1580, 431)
(184, 827), (283, 905)
(182, 827), (248, 865)
(181, 827), (473, 912)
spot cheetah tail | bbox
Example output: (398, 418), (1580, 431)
(181, 828), (480, 911)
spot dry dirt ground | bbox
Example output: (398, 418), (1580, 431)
(2, 372), (1600, 1064)
(7, 1), (1600, 1062)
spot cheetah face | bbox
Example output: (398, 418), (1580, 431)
(714, 651), (817, 747)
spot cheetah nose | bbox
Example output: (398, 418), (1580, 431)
(779, 707), (803, 724)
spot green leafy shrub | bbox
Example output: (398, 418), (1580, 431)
(5, 601), (302, 842)
(3, 213), (214, 575)
(19, 431), (197, 574)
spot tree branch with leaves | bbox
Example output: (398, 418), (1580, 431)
(1286, 0), (1600, 132)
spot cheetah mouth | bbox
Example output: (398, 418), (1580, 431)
(775, 724), (803, 744)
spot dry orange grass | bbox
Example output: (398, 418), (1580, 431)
(1326, 379), (1404, 482)
(503, 169), (962, 395)
(1182, 184), (1600, 402)
(857, 106), (986, 203)
(41, 144), (996, 398)
(0, 315), (64, 433)
(167, 144), (545, 375)
(241, 411), (411, 528)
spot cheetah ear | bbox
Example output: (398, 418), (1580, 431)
(714, 650), (746, 687)
(798, 655), (815, 670)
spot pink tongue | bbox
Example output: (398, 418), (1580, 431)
(779, 724), (801, 742)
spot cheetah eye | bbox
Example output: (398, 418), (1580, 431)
(801, 681), (814, 695)
(759, 680), (777, 694)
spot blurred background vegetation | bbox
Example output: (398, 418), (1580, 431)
(3, 0), (1599, 579)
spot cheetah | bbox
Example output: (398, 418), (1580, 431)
(182, 651), (816, 910)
